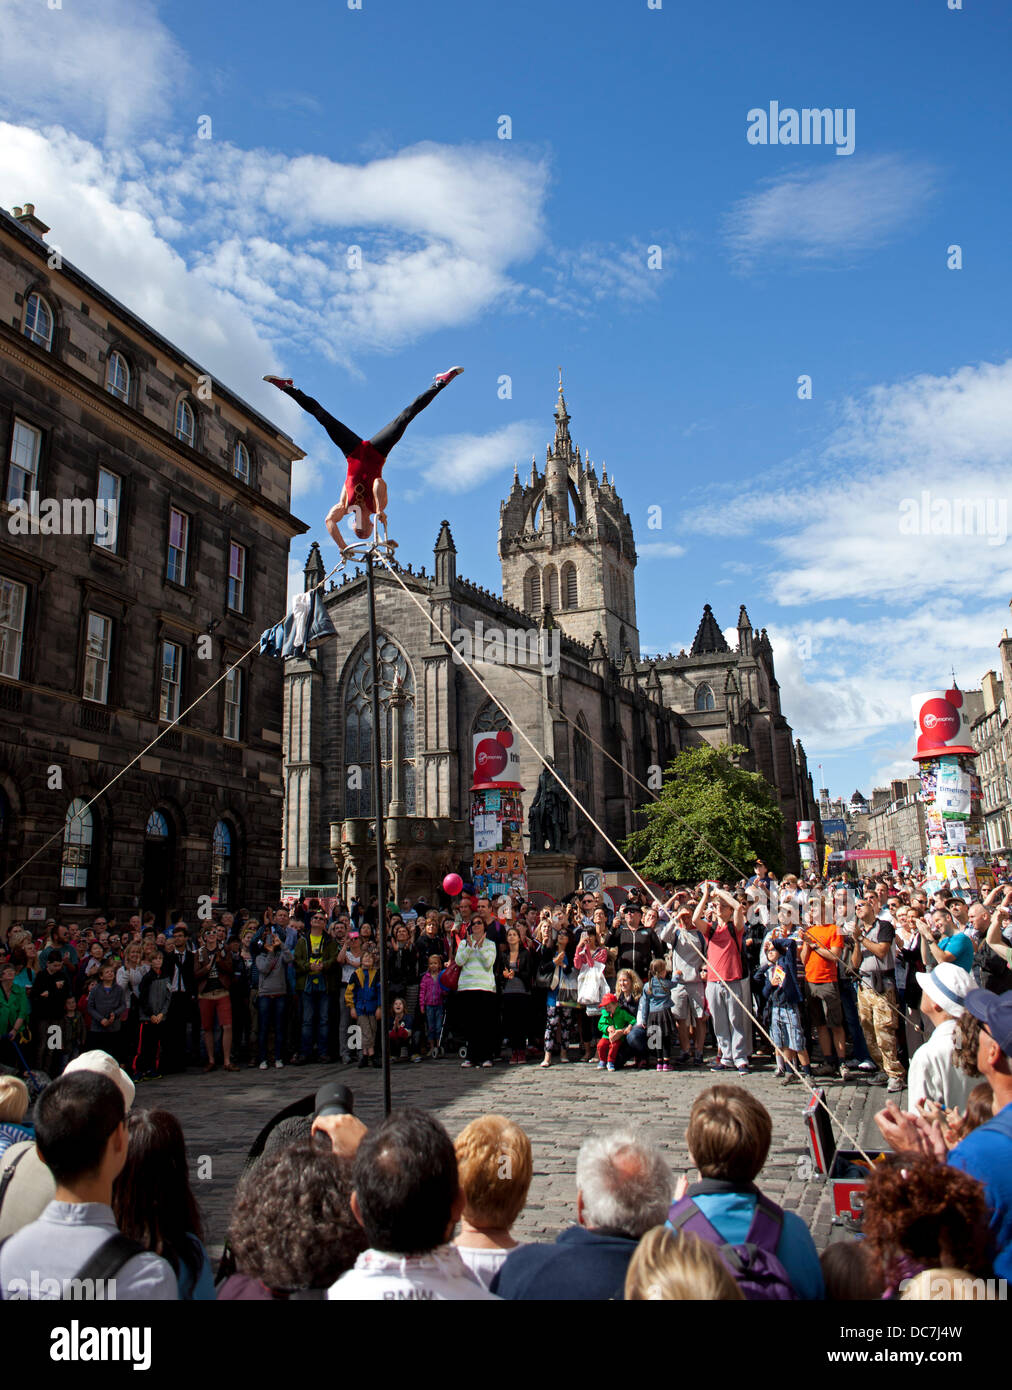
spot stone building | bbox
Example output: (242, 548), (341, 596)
(974, 655), (1012, 855)
(0, 204), (307, 928)
(281, 382), (819, 903)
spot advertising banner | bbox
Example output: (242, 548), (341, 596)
(911, 689), (976, 761)
(472, 731), (522, 788)
(796, 820), (816, 843)
(935, 757), (971, 819)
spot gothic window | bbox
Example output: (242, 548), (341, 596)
(523, 567), (541, 615)
(562, 562), (578, 610)
(474, 699), (510, 734)
(343, 637), (415, 817)
(695, 683), (715, 712)
(543, 565), (559, 612)
(146, 810), (169, 838)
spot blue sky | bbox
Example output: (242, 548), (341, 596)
(1, 0), (1010, 801)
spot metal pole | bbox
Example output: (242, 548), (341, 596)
(365, 549), (392, 1117)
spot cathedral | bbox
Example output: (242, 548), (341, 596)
(280, 381), (820, 904)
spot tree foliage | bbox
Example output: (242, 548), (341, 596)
(624, 743), (784, 882)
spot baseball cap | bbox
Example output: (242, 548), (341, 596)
(601, 993), (618, 1008)
(914, 963), (973, 1019)
(63, 1050), (135, 1112)
(962, 989), (1012, 1056)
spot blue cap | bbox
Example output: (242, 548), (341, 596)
(963, 988), (1012, 1057)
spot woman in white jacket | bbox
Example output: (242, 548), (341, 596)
(455, 917), (498, 1069)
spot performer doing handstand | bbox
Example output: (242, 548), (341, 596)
(263, 367), (463, 552)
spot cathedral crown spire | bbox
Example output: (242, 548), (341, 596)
(553, 365), (572, 455)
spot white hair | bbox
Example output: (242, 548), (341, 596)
(576, 1130), (673, 1237)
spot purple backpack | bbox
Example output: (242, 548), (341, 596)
(666, 1191), (800, 1300)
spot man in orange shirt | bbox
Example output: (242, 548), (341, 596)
(799, 897), (852, 1079)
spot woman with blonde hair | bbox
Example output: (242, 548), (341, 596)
(625, 1227), (744, 1301)
(453, 1115), (533, 1288)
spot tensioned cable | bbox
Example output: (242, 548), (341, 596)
(0, 562), (343, 899)
(377, 550), (876, 1164)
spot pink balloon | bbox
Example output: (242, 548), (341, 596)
(443, 873), (463, 897)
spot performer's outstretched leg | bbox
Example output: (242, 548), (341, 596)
(370, 366), (463, 457)
(264, 378), (362, 457)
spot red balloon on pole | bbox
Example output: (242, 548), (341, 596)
(443, 872), (463, 897)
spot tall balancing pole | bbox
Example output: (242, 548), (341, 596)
(364, 547), (392, 1118)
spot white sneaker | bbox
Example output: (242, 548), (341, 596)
(461, 1060), (473, 1068)
(275, 1059), (284, 1069)
(259, 1061), (268, 1071)
(858, 1061), (878, 1073)
(887, 1076), (904, 1093)
(481, 1060), (493, 1068)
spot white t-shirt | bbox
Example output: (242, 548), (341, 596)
(454, 1242), (526, 1290)
(329, 1244), (498, 1300)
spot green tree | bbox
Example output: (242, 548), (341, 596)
(624, 743), (784, 882)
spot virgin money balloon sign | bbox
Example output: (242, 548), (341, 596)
(472, 730), (522, 788)
(911, 689), (975, 760)
(796, 821), (815, 843)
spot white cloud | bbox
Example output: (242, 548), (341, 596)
(767, 605), (1006, 761)
(683, 359), (1012, 607)
(636, 542), (686, 560)
(725, 155), (937, 266)
(419, 422), (542, 494)
(531, 239), (676, 312)
(0, 0), (187, 142)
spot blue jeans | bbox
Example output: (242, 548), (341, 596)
(301, 988), (330, 1055)
(838, 977), (872, 1064)
(257, 994), (286, 1063)
(425, 1004), (444, 1044)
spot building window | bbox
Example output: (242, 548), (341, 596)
(543, 565), (559, 612)
(233, 441), (250, 482)
(60, 797), (93, 895)
(223, 667), (243, 741)
(160, 641), (182, 722)
(0, 576), (27, 679)
(23, 292), (54, 350)
(562, 561), (578, 610)
(95, 469), (121, 552)
(167, 509), (189, 585)
(83, 612), (112, 704)
(523, 567), (541, 615)
(695, 682), (715, 712)
(106, 351), (130, 403)
(473, 698), (510, 735)
(343, 637), (415, 817)
(146, 810), (169, 839)
(175, 399), (195, 446)
(227, 543), (246, 612)
(211, 819), (232, 904)
(6, 419), (41, 506)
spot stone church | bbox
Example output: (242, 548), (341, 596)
(280, 381), (819, 904)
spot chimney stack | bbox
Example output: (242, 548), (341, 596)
(11, 203), (50, 240)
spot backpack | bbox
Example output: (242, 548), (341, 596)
(666, 1190), (799, 1301)
(0, 1232), (146, 1300)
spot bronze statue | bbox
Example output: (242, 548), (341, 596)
(528, 762), (569, 853)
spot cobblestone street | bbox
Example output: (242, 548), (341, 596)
(147, 1057), (891, 1263)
